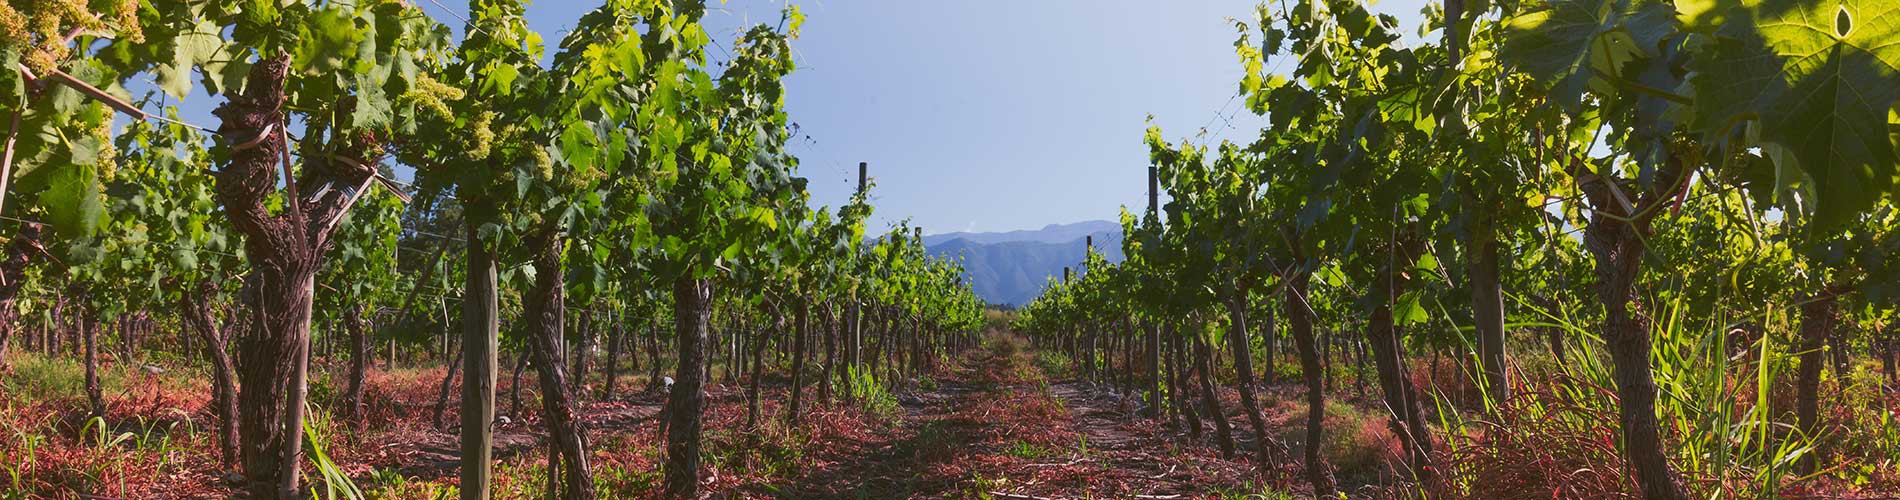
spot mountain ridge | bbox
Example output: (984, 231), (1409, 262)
(924, 220), (1123, 306)
(922, 220), (1121, 247)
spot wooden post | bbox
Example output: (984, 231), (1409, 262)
(1144, 165), (1162, 417)
(1148, 167), (1159, 216)
(848, 162), (867, 387)
(461, 221), (500, 500)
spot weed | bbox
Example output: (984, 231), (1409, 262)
(847, 365), (901, 422)
(1034, 351), (1073, 378)
(363, 468), (455, 500)
(1278, 399), (1397, 477)
(1002, 440), (1054, 459)
(1210, 479), (1304, 499)
(0, 352), (123, 402)
(966, 473), (1011, 498)
(303, 405), (365, 500)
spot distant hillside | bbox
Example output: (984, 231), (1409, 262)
(922, 220), (1121, 247)
(926, 221), (1124, 306)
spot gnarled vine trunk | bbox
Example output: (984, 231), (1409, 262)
(786, 301), (810, 424)
(435, 340), (464, 430)
(1145, 319), (1162, 419)
(602, 311), (623, 401)
(214, 55), (314, 498)
(344, 303), (371, 432)
(645, 321), (663, 393)
(1468, 213), (1509, 405)
(0, 224), (43, 370)
(509, 352), (527, 419)
(1286, 257), (1338, 497)
(1225, 289), (1286, 466)
(182, 282), (240, 466)
(746, 311), (774, 429)
(1165, 322), (1198, 436)
(82, 304), (103, 421)
(820, 303), (838, 405)
(1794, 289), (1838, 476)
(1192, 327), (1235, 457)
(1577, 169), (1690, 500)
(571, 308), (594, 399)
(664, 276), (714, 499)
(213, 53), (383, 499)
(523, 228), (595, 499)
(1365, 250), (1433, 481)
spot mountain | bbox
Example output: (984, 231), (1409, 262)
(922, 220), (1121, 247)
(925, 221), (1124, 306)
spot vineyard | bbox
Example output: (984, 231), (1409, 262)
(0, 0), (1897, 499)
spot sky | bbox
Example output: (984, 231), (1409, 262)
(155, 0), (1434, 236)
(691, 0), (1432, 235)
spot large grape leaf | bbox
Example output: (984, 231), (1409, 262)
(295, 7), (366, 74)
(39, 164), (105, 238)
(1502, 0), (1670, 113)
(1694, 0), (1900, 228)
(157, 20), (225, 98)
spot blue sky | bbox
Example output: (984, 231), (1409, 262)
(156, 0), (1434, 235)
(705, 0), (1431, 235)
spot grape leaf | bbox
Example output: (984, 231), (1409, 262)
(352, 70), (393, 128)
(296, 7), (366, 74)
(161, 20), (224, 98)
(1503, 0), (1625, 112)
(1394, 289), (1429, 325)
(1503, 0), (1669, 113)
(40, 164), (105, 238)
(1693, 0), (1900, 228)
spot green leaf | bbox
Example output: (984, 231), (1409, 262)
(515, 168), (533, 199)
(1394, 290), (1429, 325)
(40, 164), (105, 238)
(1693, 0), (1900, 228)
(558, 121), (598, 172)
(1502, 0), (1666, 113)
(69, 135), (106, 166)
(352, 71), (393, 128)
(483, 62), (519, 95)
(211, 44), (253, 96)
(162, 20), (224, 99)
(296, 7), (366, 74)
(155, 63), (194, 99)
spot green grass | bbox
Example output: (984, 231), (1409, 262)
(0, 352), (127, 403)
(1208, 480), (1305, 499)
(1033, 351), (1073, 379)
(1279, 399), (1390, 476)
(847, 365), (901, 422)
(1002, 440), (1056, 460)
(1427, 289), (1839, 497)
(362, 468), (455, 500)
(303, 405), (366, 500)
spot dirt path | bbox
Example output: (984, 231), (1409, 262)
(766, 343), (1263, 499)
(372, 398), (665, 476)
(767, 357), (996, 497)
(358, 340), (1271, 499)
